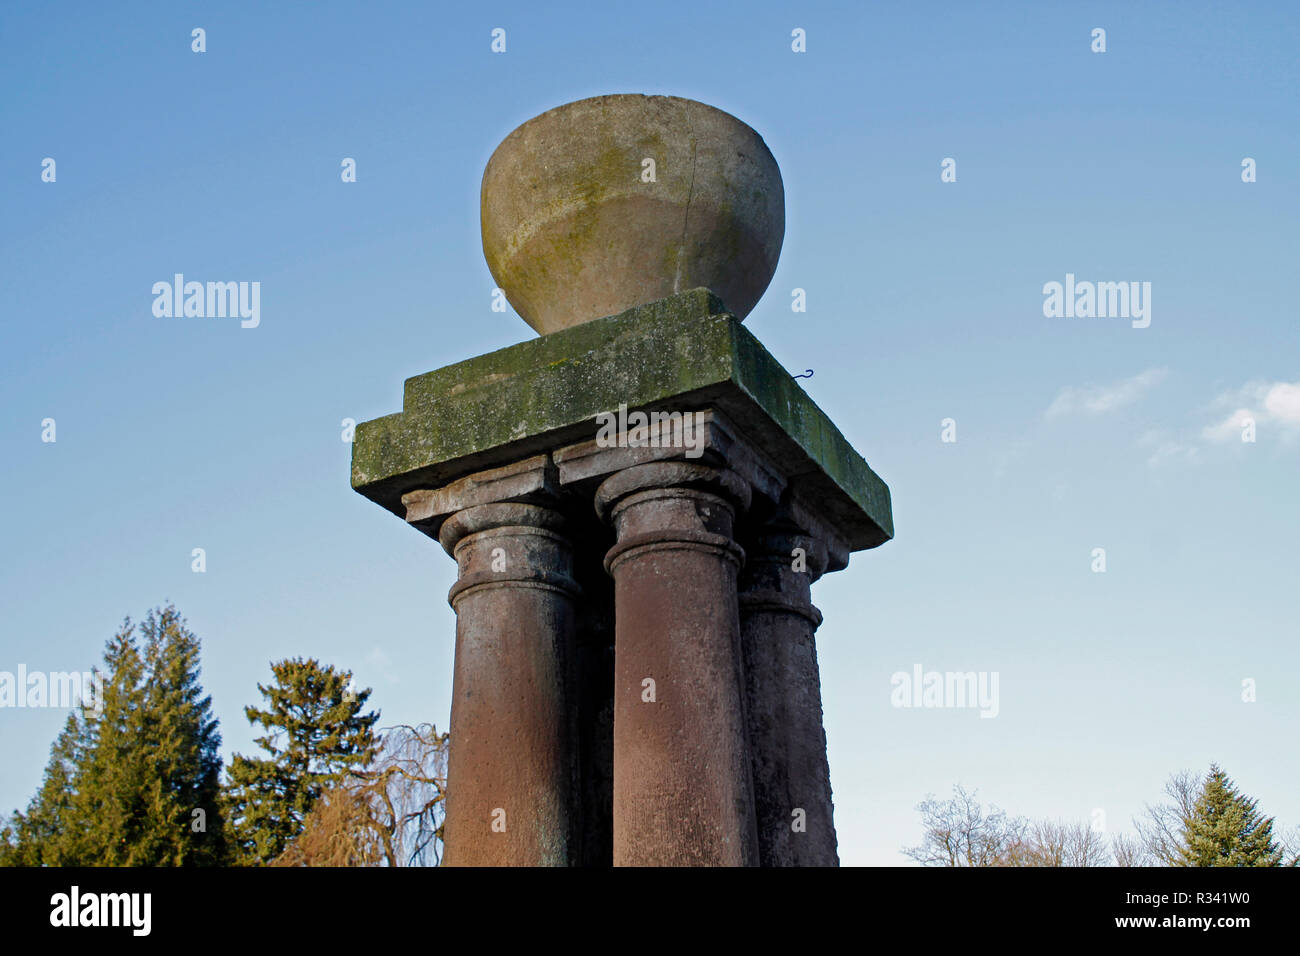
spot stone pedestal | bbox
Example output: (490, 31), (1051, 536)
(354, 289), (894, 866)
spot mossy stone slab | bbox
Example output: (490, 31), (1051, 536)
(351, 288), (892, 550)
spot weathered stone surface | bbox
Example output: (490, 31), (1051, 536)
(353, 90), (895, 868)
(553, 407), (784, 504)
(404, 416), (858, 866)
(402, 454), (558, 543)
(437, 503), (580, 867)
(594, 462), (759, 866)
(351, 288), (892, 553)
(559, 417), (845, 866)
(482, 95), (784, 334)
(738, 501), (842, 867)
(404, 464), (615, 867)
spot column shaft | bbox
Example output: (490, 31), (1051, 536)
(597, 463), (759, 866)
(439, 503), (579, 866)
(739, 528), (839, 866)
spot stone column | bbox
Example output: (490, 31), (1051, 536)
(738, 505), (844, 866)
(594, 461), (760, 866)
(436, 501), (580, 866)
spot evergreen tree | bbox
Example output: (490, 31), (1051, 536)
(134, 606), (226, 864)
(0, 712), (84, 865)
(1177, 764), (1284, 867)
(77, 622), (150, 864)
(224, 658), (378, 865)
(2, 622), (144, 865)
(0, 607), (226, 866)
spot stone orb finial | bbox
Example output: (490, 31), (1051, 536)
(481, 94), (785, 335)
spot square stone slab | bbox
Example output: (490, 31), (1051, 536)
(351, 288), (893, 551)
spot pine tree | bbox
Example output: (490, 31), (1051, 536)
(224, 658), (378, 865)
(1, 607), (226, 866)
(1177, 764), (1284, 867)
(134, 606), (226, 864)
(77, 622), (150, 864)
(0, 712), (84, 865)
(2, 622), (145, 865)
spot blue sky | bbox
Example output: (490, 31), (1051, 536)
(1, 1), (1296, 865)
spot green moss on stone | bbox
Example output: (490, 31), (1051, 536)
(352, 288), (892, 550)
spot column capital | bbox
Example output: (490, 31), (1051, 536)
(745, 489), (851, 574)
(556, 407), (784, 507)
(593, 460), (751, 521)
(594, 462), (750, 578)
(438, 501), (568, 555)
(439, 502), (579, 609)
(401, 454), (561, 544)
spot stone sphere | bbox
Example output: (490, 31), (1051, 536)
(481, 94), (785, 335)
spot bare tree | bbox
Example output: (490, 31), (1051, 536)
(1069, 820), (1112, 866)
(997, 819), (1111, 867)
(270, 786), (384, 867)
(906, 770), (1289, 868)
(1276, 824), (1300, 867)
(1134, 769), (1200, 865)
(354, 723), (449, 867)
(272, 722), (448, 867)
(904, 785), (1027, 866)
(1111, 832), (1152, 867)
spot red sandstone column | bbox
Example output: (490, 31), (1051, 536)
(438, 502), (579, 866)
(595, 462), (759, 866)
(739, 524), (839, 866)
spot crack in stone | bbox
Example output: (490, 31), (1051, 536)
(674, 138), (697, 294)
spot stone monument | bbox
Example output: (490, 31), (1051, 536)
(351, 94), (893, 867)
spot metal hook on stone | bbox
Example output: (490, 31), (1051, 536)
(793, 369), (814, 379)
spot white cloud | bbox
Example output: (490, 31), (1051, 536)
(1138, 428), (1200, 468)
(1202, 381), (1300, 441)
(1202, 408), (1254, 442)
(1263, 382), (1300, 423)
(1147, 440), (1201, 468)
(1045, 368), (1168, 419)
